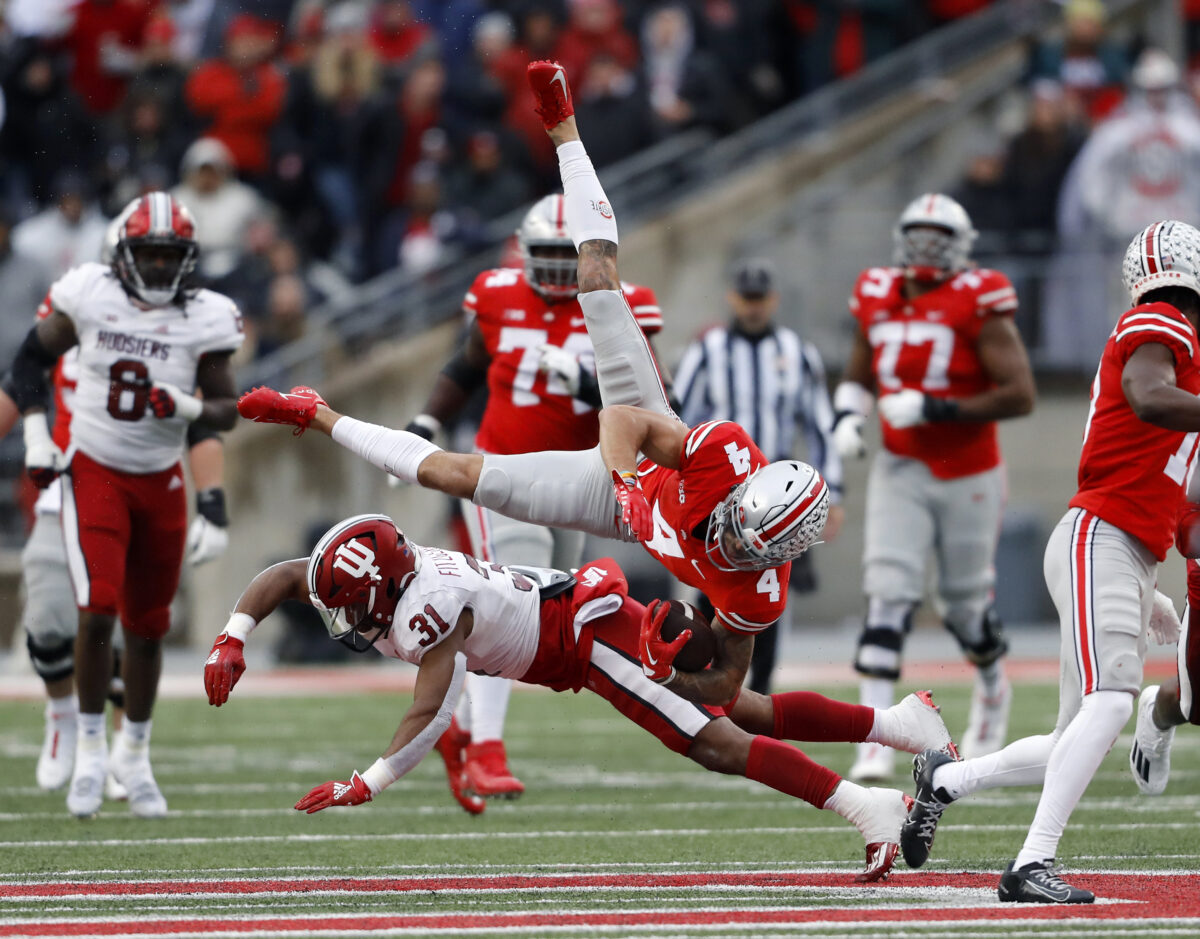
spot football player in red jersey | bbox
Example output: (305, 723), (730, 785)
(901, 219), (1200, 903)
(237, 61), (965, 881)
(1, 192), (242, 819)
(831, 193), (1037, 780)
(401, 193), (664, 802)
(203, 513), (957, 882)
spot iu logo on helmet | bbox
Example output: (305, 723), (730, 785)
(332, 539), (380, 581)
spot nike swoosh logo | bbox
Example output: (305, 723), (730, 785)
(551, 70), (568, 96)
(691, 559), (706, 580)
(646, 648), (660, 666)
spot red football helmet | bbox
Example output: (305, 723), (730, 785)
(112, 192), (199, 307)
(306, 514), (421, 651)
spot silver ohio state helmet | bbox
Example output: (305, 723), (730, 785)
(1122, 219), (1200, 305)
(705, 461), (830, 572)
(893, 193), (977, 281)
(518, 193), (577, 301)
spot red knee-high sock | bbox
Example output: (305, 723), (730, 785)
(744, 735), (841, 808)
(772, 691), (875, 742)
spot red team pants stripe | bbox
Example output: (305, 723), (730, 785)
(1072, 510), (1098, 695)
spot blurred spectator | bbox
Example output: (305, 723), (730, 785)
(132, 12), (189, 111)
(12, 172), (107, 278)
(1002, 79), (1085, 251)
(445, 130), (531, 230)
(641, 3), (733, 135)
(926, 0), (992, 26)
(952, 138), (1010, 257)
(66, 0), (158, 114)
(101, 87), (189, 212)
(789, 1), (915, 93)
(185, 13), (287, 177)
(502, 7), (566, 181)
(0, 45), (99, 209)
(368, 0), (435, 70)
(517, 5), (561, 62)
(693, 0), (783, 120)
(555, 0), (637, 82)
(164, 0), (217, 64)
(409, 0), (487, 65)
(172, 137), (268, 279)
(573, 53), (655, 168)
(446, 11), (526, 125)
(254, 273), (310, 358)
(378, 161), (463, 275)
(6, 0), (78, 38)
(1030, 0), (1128, 124)
(0, 207), (51, 355)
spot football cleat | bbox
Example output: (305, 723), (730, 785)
(1130, 685), (1175, 796)
(880, 690), (959, 758)
(464, 740), (525, 799)
(997, 860), (1094, 904)
(527, 60), (574, 130)
(900, 748), (958, 868)
(852, 787), (912, 883)
(105, 772), (128, 802)
(848, 742), (894, 783)
(36, 707), (76, 791)
(110, 738), (167, 819)
(960, 676), (1011, 760)
(433, 717), (486, 816)
(66, 744), (107, 819)
(237, 386), (325, 435)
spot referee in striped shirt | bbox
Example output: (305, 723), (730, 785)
(673, 257), (844, 693)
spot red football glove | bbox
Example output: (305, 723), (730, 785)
(204, 633), (246, 706)
(638, 599), (691, 684)
(295, 771), (373, 814)
(612, 470), (652, 540)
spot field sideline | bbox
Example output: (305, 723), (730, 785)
(1, 674), (1198, 938)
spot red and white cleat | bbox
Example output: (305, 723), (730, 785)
(527, 60), (574, 130)
(855, 791), (913, 883)
(237, 386), (325, 435)
(434, 717), (486, 816)
(464, 740), (525, 799)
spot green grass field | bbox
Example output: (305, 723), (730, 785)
(2, 679), (1198, 938)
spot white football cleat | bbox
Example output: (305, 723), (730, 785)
(879, 690), (958, 757)
(111, 737), (167, 818)
(66, 743), (107, 819)
(1130, 685), (1175, 796)
(960, 676), (1011, 760)
(849, 742), (895, 783)
(848, 786), (911, 882)
(36, 707), (77, 791)
(104, 772), (128, 801)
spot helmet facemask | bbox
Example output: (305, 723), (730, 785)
(895, 225), (963, 283)
(116, 239), (197, 307)
(522, 243), (577, 301)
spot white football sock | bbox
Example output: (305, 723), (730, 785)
(1014, 689), (1133, 868)
(77, 711), (105, 743)
(467, 674), (512, 743)
(48, 693), (78, 722)
(859, 677), (895, 713)
(978, 660), (1006, 697)
(120, 718), (152, 748)
(331, 417), (441, 483)
(557, 140), (618, 248)
(933, 732), (1054, 800)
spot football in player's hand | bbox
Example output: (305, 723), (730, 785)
(658, 600), (716, 672)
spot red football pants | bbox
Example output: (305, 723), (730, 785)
(61, 450), (187, 639)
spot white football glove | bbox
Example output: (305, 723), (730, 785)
(878, 389), (927, 429)
(23, 412), (67, 488)
(536, 344), (582, 396)
(187, 515), (229, 566)
(832, 413), (867, 460)
(1149, 590), (1182, 645)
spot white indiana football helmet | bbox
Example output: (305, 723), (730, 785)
(1122, 219), (1200, 305)
(705, 461), (829, 572)
(893, 193), (977, 283)
(518, 193), (577, 301)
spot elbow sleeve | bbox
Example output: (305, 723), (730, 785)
(1, 328), (57, 413)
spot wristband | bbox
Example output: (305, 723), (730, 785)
(196, 488), (228, 527)
(361, 757), (399, 795)
(921, 396), (960, 422)
(655, 666), (677, 685)
(409, 414), (441, 439)
(223, 611), (257, 642)
(22, 411), (54, 450)
(615, 470), (638, 487)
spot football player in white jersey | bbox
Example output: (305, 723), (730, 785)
(1, 191), (243, 819)
(204, 513), (958, 884)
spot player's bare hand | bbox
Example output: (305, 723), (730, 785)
(204, 632), (246, 706)
(638, 599), (690, 684)
(612, 470), (652, 540)
(878, 390), (927, 429)
(295, 771), (373, 813)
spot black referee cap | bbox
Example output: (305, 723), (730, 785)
(732, 257), (777, 298)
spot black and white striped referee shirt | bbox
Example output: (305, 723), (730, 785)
(673, 323), (843, 500)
